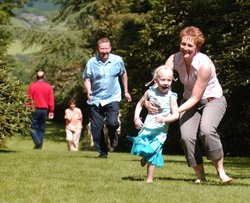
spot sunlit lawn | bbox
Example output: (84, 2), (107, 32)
(0, 121), (249, 203)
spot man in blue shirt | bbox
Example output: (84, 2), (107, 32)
(83, 38), (132, 158)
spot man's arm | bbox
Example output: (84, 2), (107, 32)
(120, 71), (132, 102)
(48, 86), (54, 119)
(84, 79), (92, 102)
(27, 84), (34, 109)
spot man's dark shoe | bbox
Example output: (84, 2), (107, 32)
(33, 144), (42, 150)
(98, 154), (108, 159)
(111, 139), (118, 148)
(111, 132), (118, 148)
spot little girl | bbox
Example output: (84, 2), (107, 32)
(127, 65), (179, 183)
(65, 98), (83, 151)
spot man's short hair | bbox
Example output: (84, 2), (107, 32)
(36, 70), (45, 80)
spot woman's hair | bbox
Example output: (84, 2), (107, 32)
(145, 65), (173, 86)
(179, 26), (205, 50)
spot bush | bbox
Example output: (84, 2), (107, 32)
(0, 61), (31, 146)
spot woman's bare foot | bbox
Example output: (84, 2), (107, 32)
(219, 172), (233, 184)
(213, 157), (233, 183)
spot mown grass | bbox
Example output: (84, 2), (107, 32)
(0, 122), (249, 203)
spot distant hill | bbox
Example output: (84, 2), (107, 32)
(7, 0), (62, 83)
(13, 0), (61, 27)
(9, 0), (62, 55)
(25, 0), (61, 11)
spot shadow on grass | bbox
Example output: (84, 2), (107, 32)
(157, 176), (250, 186)
(224, 158), (250, 168)
(122, 176), (194, 183)
(122, 176), (145, 182)
(207, 171), (250, 180)
(124, 156), (250, 186)
(122, 175), (250, 186)
(0, 149), (18, 153)
(44, 121), (65, 142)
(11, 121), (66, 143)
(125, 158), (188, 165)
(61, 154), (97, 159)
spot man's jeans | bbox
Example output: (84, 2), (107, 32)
(31, 108), (48, 149)
(89, 102), (120, 156)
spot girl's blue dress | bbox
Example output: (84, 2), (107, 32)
(127, 87), (177, 167)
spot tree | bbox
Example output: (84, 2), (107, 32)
(0, 62), (31, 146)
(0, 0), (30, 146)
(0, 0), (27, 56)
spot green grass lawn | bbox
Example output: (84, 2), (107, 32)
(0, 122), (249, 203)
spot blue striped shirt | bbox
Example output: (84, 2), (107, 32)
(83, 53), (126, 106)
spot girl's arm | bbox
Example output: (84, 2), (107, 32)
(134, 90), (149, 129)
(65, 109), (73, 121)
(155, 95), (179, 123)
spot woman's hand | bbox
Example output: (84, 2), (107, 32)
(144, 100), (160, 114)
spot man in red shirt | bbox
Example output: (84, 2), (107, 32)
(28, 70), (54, 149)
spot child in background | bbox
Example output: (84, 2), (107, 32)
(65, 98), (83, 151)
(127, 65), (179, 183)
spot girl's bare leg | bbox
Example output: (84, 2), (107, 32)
(146, 164), (155, 183)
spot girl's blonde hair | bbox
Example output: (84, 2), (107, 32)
(145, 65), (174, 86)
(153, 65), (173, 80)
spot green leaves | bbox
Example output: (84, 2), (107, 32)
(0, 63), (31, 141)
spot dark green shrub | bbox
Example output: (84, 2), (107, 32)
(0, 62), (31, 146)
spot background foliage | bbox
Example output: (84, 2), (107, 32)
(0, 62), (30, 146)
(0, 0), (31, 146)
(1, 0), (249, 155)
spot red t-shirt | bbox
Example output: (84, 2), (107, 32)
(28, 80), (54, 113)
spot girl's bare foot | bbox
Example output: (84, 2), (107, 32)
(146, 179), (153, 183)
